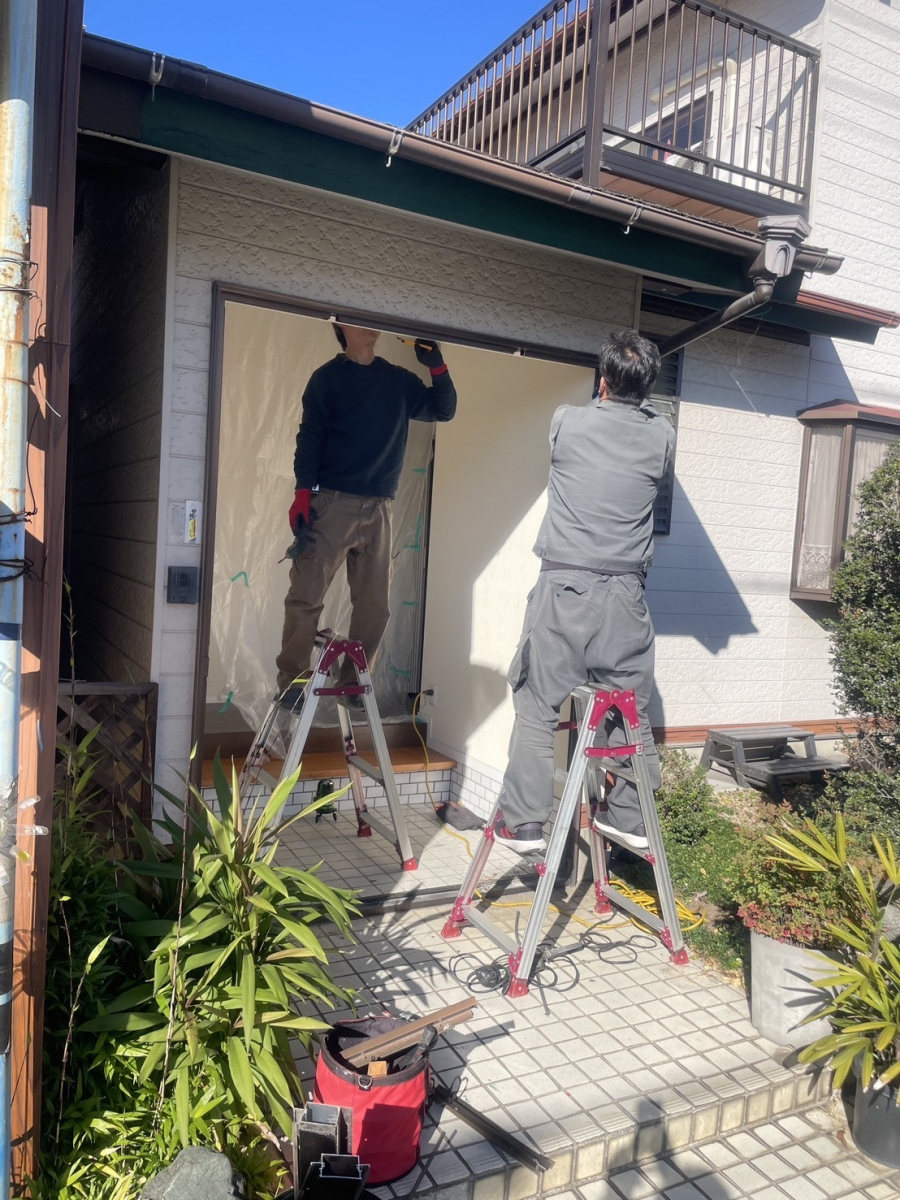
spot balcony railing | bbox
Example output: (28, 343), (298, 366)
(409, 0), (819, 209)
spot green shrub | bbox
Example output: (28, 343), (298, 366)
(37, 754), (357, 1199)
(656, 749), (716, 846)
(733, 807), (869, 948)
(826, 445), (900, 842)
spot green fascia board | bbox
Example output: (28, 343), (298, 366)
(682, 291), (880, 344)
(78, 69), (751, 293)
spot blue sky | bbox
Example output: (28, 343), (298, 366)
(83, 1), (540, 127)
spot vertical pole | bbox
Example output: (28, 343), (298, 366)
(0, 0), (37, 1192)
(12, 0), (82, 1187)
(582, 0), (612, 186)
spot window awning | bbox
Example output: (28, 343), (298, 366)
(797, 400), (900, 425)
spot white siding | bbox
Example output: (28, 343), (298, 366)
(644, 318), (834, 730)
(737, 0), (900, 410)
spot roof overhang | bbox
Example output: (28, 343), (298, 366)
(78, 33), (846, 301)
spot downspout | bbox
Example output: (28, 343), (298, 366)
(657, 214), (812, 358)
(0, 0), (37, 1191)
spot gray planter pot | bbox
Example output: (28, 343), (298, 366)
(749, 931), (833, 1048)
(853, 1076), (900, 1169)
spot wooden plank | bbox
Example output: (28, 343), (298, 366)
(203, 744), (457, 789)
(656, 717), (859, 745)
(343, 1000), (477, 1068)
(13, 1), (84, 1189)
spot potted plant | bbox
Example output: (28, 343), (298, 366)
(769, 820), (900, 1168)
(733, 811), (864, 1048)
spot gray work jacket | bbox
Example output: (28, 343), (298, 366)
(533, 397), (676, 574)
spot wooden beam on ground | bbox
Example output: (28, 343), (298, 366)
(12, 2), (83, 1191)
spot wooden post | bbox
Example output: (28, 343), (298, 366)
(582, 0), (612, 188)
(12, 1), (83, 1191)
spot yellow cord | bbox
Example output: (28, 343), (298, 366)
(410, 693), (703, 936)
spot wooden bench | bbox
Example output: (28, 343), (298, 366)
(699, 725), (849, 798)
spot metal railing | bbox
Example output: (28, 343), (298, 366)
(409, 0), (819, 206)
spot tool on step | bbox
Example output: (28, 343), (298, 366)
(240, 632), (417, 870)
(343, 999), (476, 1069)
(441, 687), (688, 998)
(315, 778), (338, 823)
(430, 1081), (554, 1173)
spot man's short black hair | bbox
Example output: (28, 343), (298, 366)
(333, 324), (347, 350)
(598, 331), (661, 405)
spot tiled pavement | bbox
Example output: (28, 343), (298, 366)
(283, 810), (841, 1200)
(277, 794), (532, 901)
(516, 1103), (900, 1200)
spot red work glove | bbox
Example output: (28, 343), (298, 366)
(288, 488), (312, 534)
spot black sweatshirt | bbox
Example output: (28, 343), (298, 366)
(293, 354), (457, 498)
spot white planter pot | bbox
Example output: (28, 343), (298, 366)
(749, 931), (833, 1048)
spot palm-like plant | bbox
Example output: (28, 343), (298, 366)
(765, 814), (900, 1096)
(83, 754), (358, 1148)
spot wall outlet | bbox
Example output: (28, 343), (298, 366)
(423, 687), (437, 708)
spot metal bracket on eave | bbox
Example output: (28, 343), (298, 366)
(657, 214), (813, 358)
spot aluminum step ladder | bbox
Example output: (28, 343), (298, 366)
(441, 686), (687, 997)
(239, 632), (417, 870)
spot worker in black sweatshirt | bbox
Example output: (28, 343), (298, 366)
(276, 323), (457, 709)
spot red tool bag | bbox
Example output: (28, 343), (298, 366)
(313, 1017), (430, 1185)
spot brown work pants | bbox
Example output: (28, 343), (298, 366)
(276, 489), (393, 690)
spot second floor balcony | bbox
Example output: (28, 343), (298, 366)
(409, 0), (819, 231)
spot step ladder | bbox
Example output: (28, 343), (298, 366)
(441, 686), (687, 997)
(239, 632), (417, 871)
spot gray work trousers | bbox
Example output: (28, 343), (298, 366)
(498, 569), (660, 834)
(276, 489), (392, 690)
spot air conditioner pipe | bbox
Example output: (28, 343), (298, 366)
(0, 0), (38, 1191)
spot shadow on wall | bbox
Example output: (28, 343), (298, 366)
(424, 351), (761, 775)
(649, 486), (758, 654)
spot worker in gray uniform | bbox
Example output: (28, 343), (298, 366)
(496, 330), (675, 854)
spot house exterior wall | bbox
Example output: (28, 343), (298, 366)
(153, 0), (899, 804)
(68, 157), (170, 681)
(736, 0), (900, 413)
(157, 158), (639, 795)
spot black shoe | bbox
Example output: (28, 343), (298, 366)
(495, 821), (546, 854)
(276, 685), (305, 714)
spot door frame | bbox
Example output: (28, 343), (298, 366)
(192, 284), (602, 784)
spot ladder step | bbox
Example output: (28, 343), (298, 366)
(601, 883), (665, 934)
(464, 905), (520, 956)
(348, 754), (384, 784)
(359, 812), (394, 845)
(244, 767), (282, 791)
(601, 763), (635, 782)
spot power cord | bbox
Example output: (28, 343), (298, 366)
(410, 691), (704, 938)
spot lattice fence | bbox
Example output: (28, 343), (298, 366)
(56, 682), (158, 827)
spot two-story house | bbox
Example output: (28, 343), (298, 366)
(41, 2), (900, 818)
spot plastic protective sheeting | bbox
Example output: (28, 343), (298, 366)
(209, 304), (432, 735)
